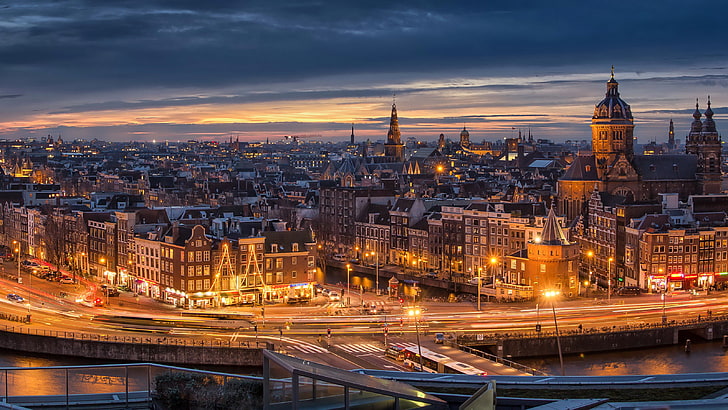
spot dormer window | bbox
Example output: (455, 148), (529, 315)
(271, 244), (278, 253)
(292, 243), (299, 252)
(585, 165), (591, 172)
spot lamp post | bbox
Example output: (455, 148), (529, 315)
(14, 243), (21, 284)
(586, 250), (594, 297)
(661, 292), (667, 324)
(544, 290), (565, 376)
(346, 263), (351, 307)
(489, 256), (498, 294)
(477, 267), (482, 310)
(408, 307), (424, 372)
(607, 256), (613, 299)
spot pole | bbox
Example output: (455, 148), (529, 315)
(375, 253), (379, 296)
(414, 314), (423, 372)
(662, 293), (667, 324)
(477, 276), (481, 311)
(551, 302), (565, 376)
(346, 265), (351, 307)
(608, 258), (612, 304)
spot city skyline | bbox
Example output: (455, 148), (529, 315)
(0, 1), (726, 142)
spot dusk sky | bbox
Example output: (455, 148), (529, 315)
(0, 1), (726, 143)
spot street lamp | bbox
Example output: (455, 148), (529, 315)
(586, 250), (594, 296)
(489, 256), (498, 291)
(607, 257), (613, 299)
(14, 245), (21, 284)
(544, 290), (565, 376)
(407, 307), (424, 372)
(477, 266), (482, 310)
(661, 292), (667, 324)
(346, 264), (351, 307)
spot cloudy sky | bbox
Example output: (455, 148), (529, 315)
(0, 0), (726, 143)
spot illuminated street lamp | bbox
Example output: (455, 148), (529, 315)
(585, 250), (594, 296)
(544, 290), (565, 376)
(346, 264), (351, 307)
(489, 256), (498, 291)
(408, 307), (424, 372)
(14, 245), (21, 284)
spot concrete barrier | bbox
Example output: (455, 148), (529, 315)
(0, 329), (267, 366)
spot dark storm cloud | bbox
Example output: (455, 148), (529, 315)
(2, 0), (727, 92)
(1, 0), (728, 140)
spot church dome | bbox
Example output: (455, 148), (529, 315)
(460, 127), (470, 138)
(593, 71), (633, 121)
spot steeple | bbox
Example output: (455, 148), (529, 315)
(540, 206), (569, 245)
(350, 124), (355, 145)
(386, 102), (401, 145)
(668, 119), (675, 149)
(702, 96), (716, 133)
(591, 68), (635, 175)
(690, 99), (703, 134)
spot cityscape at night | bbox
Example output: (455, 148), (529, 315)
(2, 1), (728, 408)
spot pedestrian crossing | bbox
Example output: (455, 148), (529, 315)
(320, 300), (388, 311)
(286, 343), (329, 354)
(337, 342), (418, 354)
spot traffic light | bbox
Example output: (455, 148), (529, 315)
(400, 318), (404, 327)
(536, 324), (542, 332)
(254, 325), (258, 333)
(617, 277), (624, 282)
(327, 328), (331, 337)
(398, 298), (404, 304)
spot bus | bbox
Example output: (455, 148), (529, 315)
(403, 346), (487, 375)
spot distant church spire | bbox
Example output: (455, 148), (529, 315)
(386, 101), (401, 145)
(350, 124), (355, 145)
(668, 119), (675, 149)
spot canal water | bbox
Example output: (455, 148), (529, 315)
(519, 339), (728, 376)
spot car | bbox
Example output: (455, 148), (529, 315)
(425, 272), (438, 279)
(468, 277), (490, 286)
(328, 291), (341, 301)
(93, 298), (104, 307)
(59, 277), (74, 284)
(434, 333), (445, 344)
(616, 286), (641, 296)
(6, 293), (24, 303)
(332, 254), (347, 261)
(21, 260), (39, 268)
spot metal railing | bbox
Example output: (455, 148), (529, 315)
(0, 362), (266, 408)
(452, 343), (548, 376)
(0, 324), (270, 348)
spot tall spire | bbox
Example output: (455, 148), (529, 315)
(386, 101), (401, 145)
(690, 99), (702, 134)
(350, 123), (355, 145)
(668, 119), (675, 148)
(540, 205), (569, 245)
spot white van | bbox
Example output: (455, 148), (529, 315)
(332, 254), (346, 261)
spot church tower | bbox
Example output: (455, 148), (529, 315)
(668, 119), (675, 149)
(591, 68), (635, 177)
(459, 126), (470, 148)
(687, 97), (722, 194)
(384, 102), (405, 162)
(350, 124), (355, 145)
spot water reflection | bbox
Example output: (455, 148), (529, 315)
(520, 340), (728, 376)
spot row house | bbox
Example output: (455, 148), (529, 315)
(389, 198), (427, 267)
(317, 186), (396, 257)
(462, 202), (551, 282)
(635, 222), (728, 292)
(354, 203), (390, 266)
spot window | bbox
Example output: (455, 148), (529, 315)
(292, 243), (299, 252)
(196, 251), (202, 262)
(187, 266), (194, 276)
(540, 264), (546, 273)
(276, 272), (283, 283)
(203, 279), (210, 289)
(188, 251), (194, 261)
(196, 279), (202, 290)
(271, 244), (277, 253)
(292, 270), (297, 279)
(291, 257), (297, 265)
(276, 258), (283, 269)
(204, 251), (210, 261)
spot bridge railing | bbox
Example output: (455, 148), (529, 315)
(457, 314), (728, 344)
(0, 324), (271, 349)
(449, 342), (548, 376)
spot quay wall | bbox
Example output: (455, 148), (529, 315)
(463, 320), (728, 358)
(0, 329), (268, 366)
